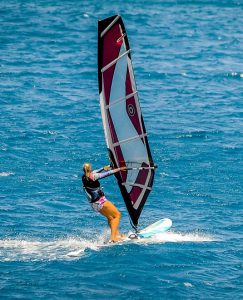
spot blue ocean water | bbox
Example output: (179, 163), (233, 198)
(0, 0), (242, 298)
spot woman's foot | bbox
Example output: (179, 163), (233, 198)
(116, 233), (127, 238)
(109, 235), (124, 243)
(108, 239), (121, 244)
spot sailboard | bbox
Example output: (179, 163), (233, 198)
(106, 218), (173, 245)
(98, 15), (157, 229)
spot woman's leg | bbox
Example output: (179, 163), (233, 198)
(99, 200), (122, 241)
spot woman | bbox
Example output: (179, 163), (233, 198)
(82, 162), (127, 242)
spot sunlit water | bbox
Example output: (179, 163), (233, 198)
(0, 0), (242, 299)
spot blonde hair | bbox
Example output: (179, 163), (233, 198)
(83, 163), (91, 174)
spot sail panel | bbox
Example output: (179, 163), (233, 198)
(98, 15), (155, 226)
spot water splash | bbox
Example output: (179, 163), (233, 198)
(0, 231), (215, 262)
(119, 231), (215, 245)
(147, 231), (215, 243)
(0, 235), (107, 262)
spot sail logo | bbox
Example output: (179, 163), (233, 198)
(128, 104), (135, 116)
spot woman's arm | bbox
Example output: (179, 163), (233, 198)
(89, 167), (126, 181)
(93, 165), (111, 173)
(92, 167), (104, 173)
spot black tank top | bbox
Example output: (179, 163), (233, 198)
(82, 175), (104, 203)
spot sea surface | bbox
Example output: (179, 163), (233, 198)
(0, 0), (242, 299)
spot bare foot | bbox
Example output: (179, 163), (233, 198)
(117, 233), (127, 238)
(109, 236), (123, 243)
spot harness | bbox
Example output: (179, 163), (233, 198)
(82, 175), (104, 203)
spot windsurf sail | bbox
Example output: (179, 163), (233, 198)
(98, 15), (156, 228)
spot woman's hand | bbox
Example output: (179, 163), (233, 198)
(120, 166), (127, 171)
(103, 165), (111, 171)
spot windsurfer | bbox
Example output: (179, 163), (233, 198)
(82, 163), (127, 242)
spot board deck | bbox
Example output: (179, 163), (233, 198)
(138, 218), (172, 238)
(122, 218), (172, 242)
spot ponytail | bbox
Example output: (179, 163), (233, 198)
(83, 163), (91, 175)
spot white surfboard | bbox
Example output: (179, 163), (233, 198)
(122, 218), (172, 242)
(138, 218), (172, 238)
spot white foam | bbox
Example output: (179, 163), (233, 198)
(0, 172), (14, 177)
(125, 231), (215, 245)
(0, 234), (108, 262)
(184, 282), (193, 288)
(159, 172), (169, 177)
(0, 231), (215, 261)
(165, 231), (215, 242)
